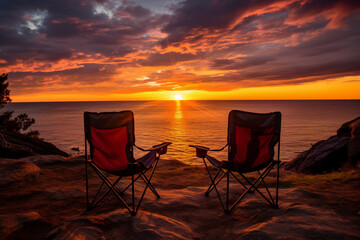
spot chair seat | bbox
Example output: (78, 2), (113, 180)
(104, 150), (157, 176)
(137, 150), (157, 168)
(206, 155), (273, 173)
(106, 163), (143, 176)
(206, 155), (222, 168)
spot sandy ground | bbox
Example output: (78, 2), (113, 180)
(0, 155), (359, 239)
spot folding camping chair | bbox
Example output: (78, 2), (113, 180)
(190, 110), (281, 214)
(84, 111), (171, 216)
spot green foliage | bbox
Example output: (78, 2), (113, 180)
(0, 73), (39, 138)
(0, 74), (11, 109)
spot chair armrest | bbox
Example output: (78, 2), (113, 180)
(150, 142), (172, 154)
(135, 142), (172, 155)
(189, 145), (210, 158)
(208, 144), (228, 152)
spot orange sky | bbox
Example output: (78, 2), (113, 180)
(1, 0), (360, 101)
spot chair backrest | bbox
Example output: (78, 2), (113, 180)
(84, 111), (135, 172)
(228, 110), (281, 170)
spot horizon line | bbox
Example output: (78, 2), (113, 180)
(9, 99), (360, 103)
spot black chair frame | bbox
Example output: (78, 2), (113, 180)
(190, 110), (281, 214)
(84, 111), (170, 216)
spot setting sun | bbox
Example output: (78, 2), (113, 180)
(174, 94), (183, 100)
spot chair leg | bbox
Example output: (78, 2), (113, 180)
(225, 171), (230, 214)
(133, 169), (154, 214)
(91, 175), (107, 207)
(275, 161), (280, 208)
(205, 168), (223, 196)
(91, 176), (122, 209)
(121, 157), (161, 198)
(132, 174), (135, 214)
(228, 171), (247, 190)
(85, 160), (90, 210)
(229, 177), (255, 212)
(142, 157), (161, 198)
(140, 172), (160, 198)
(257, 164), (277, 207)
(90, 164), (133, 213)
(258, 173), (275, 207)
(203, 158), (226, 212)
(203, 163), (279, 213)
(237, 166), (275, 207)
(87, 160), (162, 216)
(148, 156), (160, 180)
(247, 172), (259, 193)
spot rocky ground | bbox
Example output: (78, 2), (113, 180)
(1, 155), (359, 239)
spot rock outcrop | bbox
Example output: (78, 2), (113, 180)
(0, 158), (41, 185)
(47, 210), (195, 240)
(0, 131), (68, 158)
(284, 117), (360, 174)
(337, 117), (360, 164)
(0, 212), (43, 239)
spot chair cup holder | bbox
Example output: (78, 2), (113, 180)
(157, 147), (167, 155)
(196, 148), (208, 158)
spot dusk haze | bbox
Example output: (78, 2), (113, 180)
(0, 1), (360, 239)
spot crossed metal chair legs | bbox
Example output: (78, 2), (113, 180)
(86, 156), (279, 216)
(203, 158), (280, 214)
(86, 157), (160, 216)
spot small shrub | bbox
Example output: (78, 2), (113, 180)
(0, 73), (39, 138)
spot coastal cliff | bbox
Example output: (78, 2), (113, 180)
(0, 131), (68, 158)
(284, 117), (360, 174)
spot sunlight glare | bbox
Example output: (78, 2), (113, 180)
(174, 94), (183, 100)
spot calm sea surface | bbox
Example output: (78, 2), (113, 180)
(4, 100), (360, 165)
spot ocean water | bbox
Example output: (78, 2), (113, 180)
(4, 100), (360, 165)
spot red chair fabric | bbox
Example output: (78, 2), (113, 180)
(234, 126), (274, 169)
(91, 126), (129, 172)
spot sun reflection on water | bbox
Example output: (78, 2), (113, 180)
(174, 100), (183, 119)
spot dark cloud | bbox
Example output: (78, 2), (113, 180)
(139, 52), (197, 66)
(211, 56), (275, 70)
(160, 0), (276, 47)
(0, 0), (359, 97)
(206, 18), (360, 86)
(288, 0), (360, 24)
(0, 0), (168, 67)
(160, 0), (359, 48)
(9, 63), (117, 91)
(44, 18), (94, 38)
(116, 4), (151, 18)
